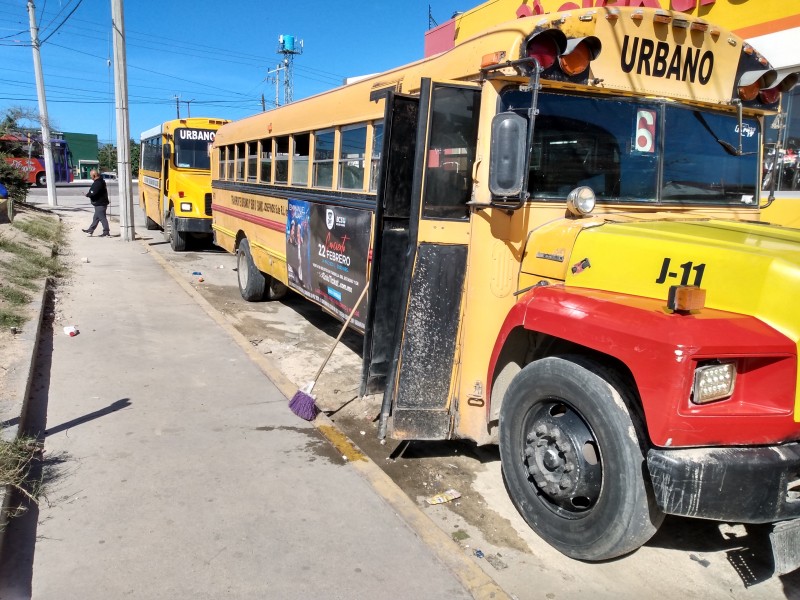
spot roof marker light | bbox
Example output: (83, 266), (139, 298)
(654, 10), (672, 24)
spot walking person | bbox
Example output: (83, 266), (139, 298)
(82, 170), (111, 237)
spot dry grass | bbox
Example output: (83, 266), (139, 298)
(0, 210), (65, 331)
(0, 435), (43, 525)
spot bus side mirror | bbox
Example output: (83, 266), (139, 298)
(162, 143), (172, 161)
(489, 112), (527, 197)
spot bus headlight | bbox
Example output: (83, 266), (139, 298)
(566, 186), (596, 216)
(692, 362), (736, 404)
(180, 202), (192, 212)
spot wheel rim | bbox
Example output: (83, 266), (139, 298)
(522, 399), (603, 517)
(237, 247), (249, 288)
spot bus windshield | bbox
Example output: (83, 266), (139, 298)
(174, 128), (213, 170)
(500, 91), (760, 206)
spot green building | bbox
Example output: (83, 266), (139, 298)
(62, 132), (99, 179)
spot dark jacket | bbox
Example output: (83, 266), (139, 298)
(86, 177), (109, 206)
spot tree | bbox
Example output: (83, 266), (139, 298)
(98, 143), (117, 173)
(0, 110), (30, 203)
(96, 140), (139, 177)
(129, 138), (140, 177)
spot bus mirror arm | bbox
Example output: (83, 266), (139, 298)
(489, 64), (542, 212)
(761, 111), (785, 210)
(762, 138), (780, 209)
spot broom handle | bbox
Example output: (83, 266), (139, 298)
(310, 283), (370, 386)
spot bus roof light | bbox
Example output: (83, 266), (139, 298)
(605, 8), (620, 21)
(631, 10), (644, 22)
(559, 36), (602, 76)
(524, 29), (567, 70)
(690, 20), (709, 32)
(759, 72), (800, 104)
(672, 18), (690, 29)
(737, 69), (777, 101)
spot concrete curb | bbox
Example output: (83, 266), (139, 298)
(0, 274), (49, 551)
(140, 240), (511, 600)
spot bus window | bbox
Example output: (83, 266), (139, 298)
(313, 129), (335, 188)
(275, 136), (289, 184)
(225, 146), (234, 180)
(662, 106), (758, 203)
(175, 129), (212, 170)
(259, 139), (272, 183)
(247, 142), (258, 182)
(422, 86), (480, 220)
(370, 123), (384, 192)
(217, 146), (224, 179)
(235, 143), (245, 180)
(339, 124), (367, 191)
(292, 133), (310, 186)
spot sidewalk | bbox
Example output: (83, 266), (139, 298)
(0, 201), (501, 599)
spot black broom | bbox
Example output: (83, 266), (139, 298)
(289, 284), (370, 420)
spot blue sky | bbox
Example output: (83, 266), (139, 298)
(0, 0), (466, 145)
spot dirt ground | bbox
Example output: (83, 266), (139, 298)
(139, 229), (800, 600)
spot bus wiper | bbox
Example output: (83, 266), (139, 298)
(692, 111), (742, 156)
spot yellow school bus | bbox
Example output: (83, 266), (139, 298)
(139, 117), (229, 251)
(212, 7), (800, 568)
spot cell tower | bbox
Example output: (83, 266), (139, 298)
(278, 34), (303, 104)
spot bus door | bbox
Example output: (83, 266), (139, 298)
(364, 79), (481, 440)
(161, 138), (171, 223)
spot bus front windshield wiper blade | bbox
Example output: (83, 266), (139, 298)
(692, 111), (754, 157)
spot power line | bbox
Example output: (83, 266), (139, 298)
(40, 0), (83, 45)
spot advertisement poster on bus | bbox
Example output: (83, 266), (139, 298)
(285, 199), (371, 331)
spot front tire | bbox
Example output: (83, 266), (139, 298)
(166, 207), (187, 251)
(35, 172), (46, 187)
(499, 356), (663, 561)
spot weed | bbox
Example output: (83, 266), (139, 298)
(0, 435), (43, 525)
(0, 309), (25, 329)
(0, 213), (65, 330)
(11, 215), (62, 245)
(0, 284), (30, 306)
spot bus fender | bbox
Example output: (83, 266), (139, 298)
(486, 284), (797, 448)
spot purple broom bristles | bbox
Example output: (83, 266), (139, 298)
(289, 389), (319, 421)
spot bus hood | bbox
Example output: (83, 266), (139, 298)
(561, 218), (800, 342)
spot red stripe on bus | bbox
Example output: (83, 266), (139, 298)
(211, 203), (285, 233)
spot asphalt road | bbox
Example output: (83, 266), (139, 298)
(25, 182), (800, 599)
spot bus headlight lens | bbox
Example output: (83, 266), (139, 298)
(566, 186), (596, 216)
(692, 362), (736, 404)
(180, 202), (192, 212)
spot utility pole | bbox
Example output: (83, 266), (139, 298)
(26, 1), (57, 206)
(174, 94), (180, 119)
(266, 64), (285, 107)
(111, 0), (135, 241)
(182, 99), (194, 118)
